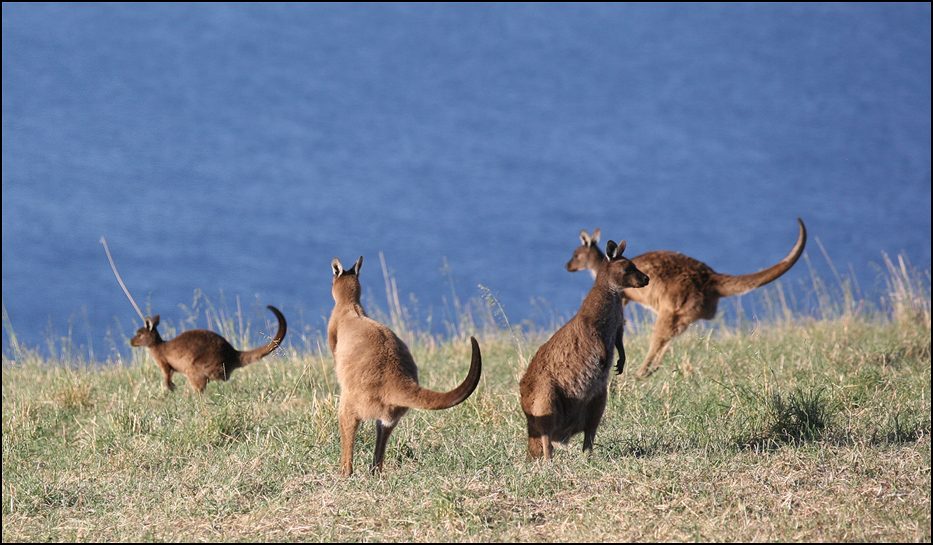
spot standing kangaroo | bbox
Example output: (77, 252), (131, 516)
(328, 256), (482, 476)
(130, 305), (287, 393)
(566, 219), (806, 378)
(521, 239), (649, 460)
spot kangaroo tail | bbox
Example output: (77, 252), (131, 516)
(714, 218), (807, 297)
(239, 306), (287, 365)
(398, 337), (482, 411)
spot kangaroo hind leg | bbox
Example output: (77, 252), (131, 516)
(523, 412), (555, 461)
(582, 390), (608, 454)
(338, 402), (361, 476)
(371, 419), (399, 474)
(637, 310), (690, 378)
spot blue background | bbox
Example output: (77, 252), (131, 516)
(2, 3), (930, 358)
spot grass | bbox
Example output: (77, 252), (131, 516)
(2, 253), (931, 542)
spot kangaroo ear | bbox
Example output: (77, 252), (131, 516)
(606, 240), (626, 259)
(146, 315), (160, 330)
(579, 228), (601, 247)
(332, 258), (344, 278)
(352, 256), (363, 275)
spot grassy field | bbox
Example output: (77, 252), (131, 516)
(2, 254), (931, 542)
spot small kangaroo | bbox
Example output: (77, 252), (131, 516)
(521, 239), (649, 460)
(566, 219), (806, 378)
(328, 256), (482, 476)
(130, 305), (287, 392)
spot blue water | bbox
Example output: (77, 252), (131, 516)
(2, 3), (931, 359)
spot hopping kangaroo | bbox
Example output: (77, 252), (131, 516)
(130, 305), (287, 392)
(328, 256), (482, 476)
(566, 219), (806, 378)
(520, 239), (649, 460)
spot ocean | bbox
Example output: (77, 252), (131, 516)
(2, 2), (930, 359)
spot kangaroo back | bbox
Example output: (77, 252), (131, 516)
(521, 238), (649, 460)
(329, 255), (482, 412)
(713, 218), (807, 297)
(388, 337), (482, 410)
(329, 255), (483, 475)
(238, 305), (287, 365)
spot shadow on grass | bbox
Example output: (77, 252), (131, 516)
(601, 384), (927, 460)
(869, 412), (931, 446)
(733, 387), (833, 451)
(733, 387), (929, 451)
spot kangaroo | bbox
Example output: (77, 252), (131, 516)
(328, 256), (482, 476)
(566, 219), (806, 378)
(130, 305), (287, 393)
(520, 239), (649, 460)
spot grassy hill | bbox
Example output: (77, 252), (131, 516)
(3, 255), (930, 542)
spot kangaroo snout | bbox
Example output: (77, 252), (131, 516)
(633, 271), (649, 288)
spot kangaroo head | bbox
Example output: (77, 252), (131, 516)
(601, 239), (649, 291)
(566, 228), (606, 275)
(130, 315), (162, 347)
(332, 256), (364, 305)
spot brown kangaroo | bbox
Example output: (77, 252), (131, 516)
(521, 239), (649, 460)
(130, 305), (287, 392)
(328, 256), (482, 476)
(566, 219), (806, 378)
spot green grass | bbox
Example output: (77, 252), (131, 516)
(2, 254), (931, 542)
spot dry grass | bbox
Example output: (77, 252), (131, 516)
(2, 256), (930, 542)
